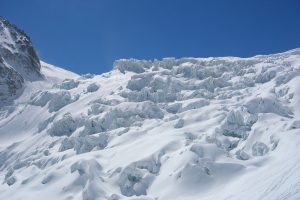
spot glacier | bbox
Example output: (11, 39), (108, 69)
(1, 17), (300, 200)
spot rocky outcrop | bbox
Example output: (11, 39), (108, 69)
(0, 17), (41, 103)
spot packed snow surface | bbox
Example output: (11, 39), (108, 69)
(1, 22), (300, 200)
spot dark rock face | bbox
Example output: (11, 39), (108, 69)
(0, 17), (41, 103)
(0, 60), (24, 101)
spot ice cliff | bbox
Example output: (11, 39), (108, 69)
(1, 17), (300, 200)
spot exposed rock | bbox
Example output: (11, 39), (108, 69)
(0, 17), (41, 103)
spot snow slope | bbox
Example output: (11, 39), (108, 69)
(1, 48), (300, 200)
(1, 18), (300, 200)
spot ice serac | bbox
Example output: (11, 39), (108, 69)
(0, 16), (41, 103)
(1, 18), (300, 200)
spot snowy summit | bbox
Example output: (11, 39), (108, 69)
(1, 17), (300, 200)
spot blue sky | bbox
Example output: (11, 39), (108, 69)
(1, 0), (300, 74)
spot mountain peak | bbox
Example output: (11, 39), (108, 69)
(0, 17), (41, 103)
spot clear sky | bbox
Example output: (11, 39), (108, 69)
(1, 0), (300, 74)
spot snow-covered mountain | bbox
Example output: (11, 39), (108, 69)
(1, 18), (300, 200)
(0, 17), (42, 105)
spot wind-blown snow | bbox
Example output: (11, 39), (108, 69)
(1, 43), (300, 199)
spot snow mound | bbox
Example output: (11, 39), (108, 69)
(48, 113), (77, 136)
(220, 108), (258, 138)
(59, 133), (108, 154)
(54, 79), (79, 90)
(30, 90), (79, 112)
(245, 97), (293, 118)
